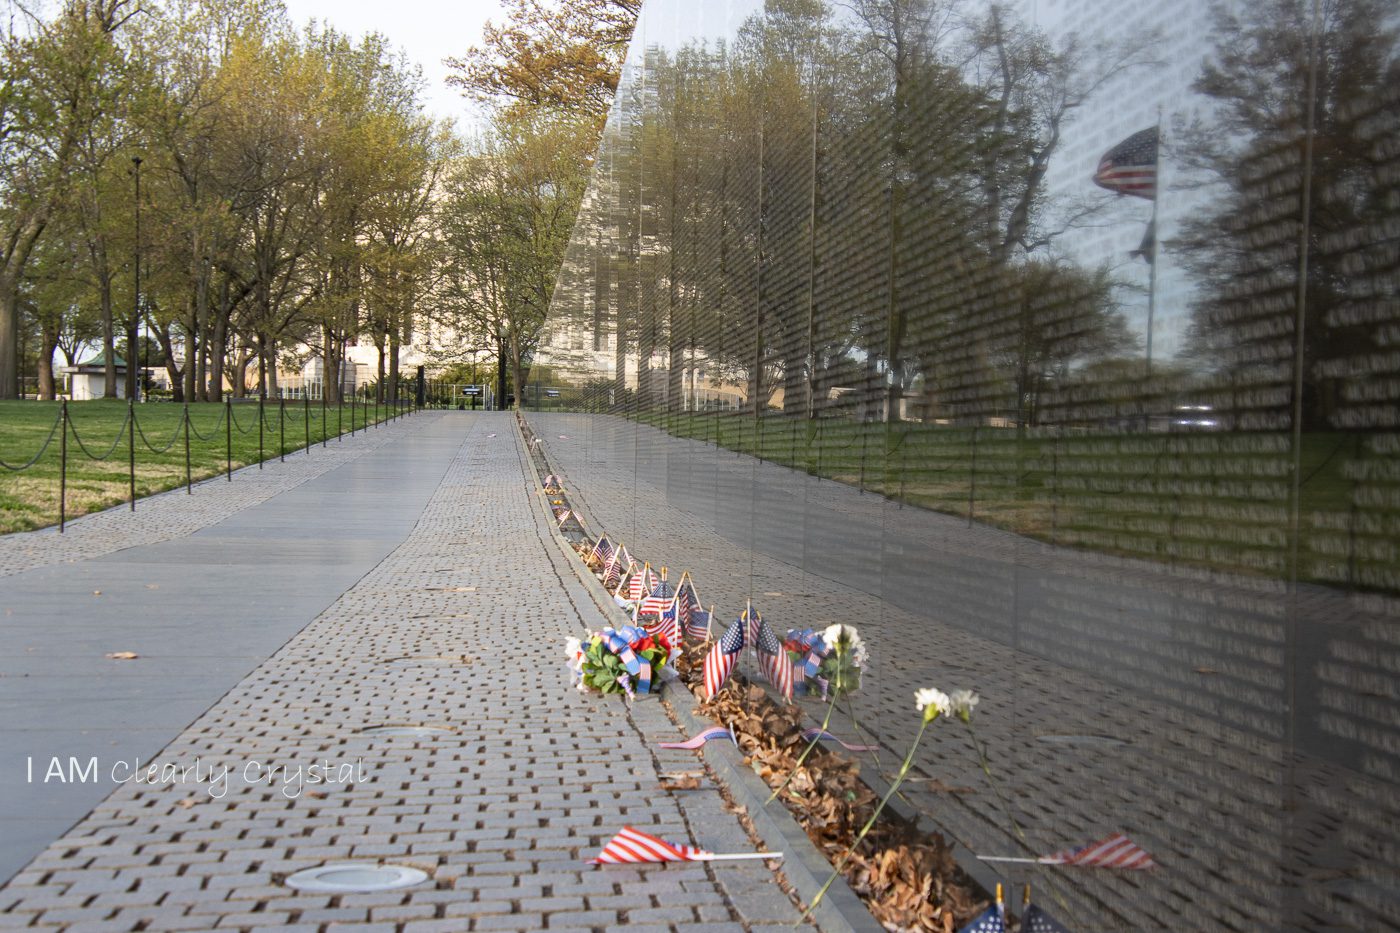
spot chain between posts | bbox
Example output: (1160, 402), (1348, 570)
(5, 396), (395, 532)
(0, 407), (62, 472)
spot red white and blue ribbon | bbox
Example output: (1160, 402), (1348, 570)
(600, 625), (652, 693)
(801, 727), (879, 752)
(658, 725), (737, 750)
(786, 628), (827, 678)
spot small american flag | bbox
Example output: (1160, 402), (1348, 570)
(675, 573), (701, 636)
(640, 597), (680, 646)
(603, 546), (632, 589)
(753, 616), (793, 702)
(956, 905), (1005, 933)
(587, 536), (614, 567)
(555, 508), (571, 526)
(1021, 904), (1070, 933)
(627, 564), (656, 602)
(589, 826), (710, 865)
(1043, 832), (1155, 869)
(1093, 127), (1157, 200)
(703, 617), (746, 700)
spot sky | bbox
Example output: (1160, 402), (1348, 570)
(280, 0), (506, 132)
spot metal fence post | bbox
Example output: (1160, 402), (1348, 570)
(321, 388), (327, 448)
(183, 403), (192, 494)
(279, 397), (286, 462)
(225, 399), (232, 480)
(304, 393), (310, 455)
(59, 400), (68, 533)
(128, 397), (136, 511)
(258, 395), (265, 468)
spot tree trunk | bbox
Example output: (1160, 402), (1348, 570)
(388, 323), (401, 404)
(323, 322), (341, 405)
(184, 289), (199, 402)
(100, 274), (118, 397)
(375, 336), (386, 403)
(1, 214), (48, 399)
(155, 322), (183, 403)
(38, 319), (59, 400)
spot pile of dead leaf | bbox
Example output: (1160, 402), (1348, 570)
(675, 649), (990, 933)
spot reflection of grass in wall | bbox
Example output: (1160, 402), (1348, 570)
(636, 410), (1370, 588)
(0, 400), (396, 534)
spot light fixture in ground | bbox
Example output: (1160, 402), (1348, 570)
(285, 863), (429, 893)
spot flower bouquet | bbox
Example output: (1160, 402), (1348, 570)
(785, 623), (867, 699)
(568, 625), (673, 699)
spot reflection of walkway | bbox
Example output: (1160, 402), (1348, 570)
(0, 412), (800, 929)
(526, 412), (1400, 932)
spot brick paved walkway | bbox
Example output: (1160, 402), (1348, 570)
(523, 412), (1400, 933)
(0, 412), (804, 932)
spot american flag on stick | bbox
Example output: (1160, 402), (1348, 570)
(675, 573), (708, 640)
(1093, 127), (1157, 200)
(626, 563), (656, 602)
(588, 826), (779, 865)
(753, 614), (794, 702)
(603, 545), (632, 589)
(703, 616), (746, 700)
(586, 535), (614, 568)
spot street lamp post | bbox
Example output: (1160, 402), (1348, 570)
(131, 155), (142, 401)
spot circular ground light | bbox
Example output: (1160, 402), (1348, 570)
(355, 725), (455, 737)
(285, 863), (428, 893)
(1036, 734), (1127, 747)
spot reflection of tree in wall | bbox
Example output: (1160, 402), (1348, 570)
(1177, 0), (1399, 431)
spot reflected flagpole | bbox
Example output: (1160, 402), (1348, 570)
(1145, 108), (1162, 380)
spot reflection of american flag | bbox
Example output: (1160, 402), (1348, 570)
(1093, 127), (1157, 200)
(1021, 904), (1070, 933)
(754, 619), (793, 702)
(956, 905), (1005, 933)
(589, 826), (710, 865)
(1043, 833), (1155, 869)
(703, 618), (745, 700)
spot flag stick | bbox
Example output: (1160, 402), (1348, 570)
(706, 604), (715, 642)
(1145, 106), (1162, 381)
(978, 856), (1052, 864)
(697, 852), (782, 862)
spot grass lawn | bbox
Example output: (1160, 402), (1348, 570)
(0, 398), (405, 534)
(633, 410), (1377, 589)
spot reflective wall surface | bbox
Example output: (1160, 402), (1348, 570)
(525, 0), (1400, 928)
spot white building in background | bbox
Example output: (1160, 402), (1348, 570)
(63, 353), (130, 400)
